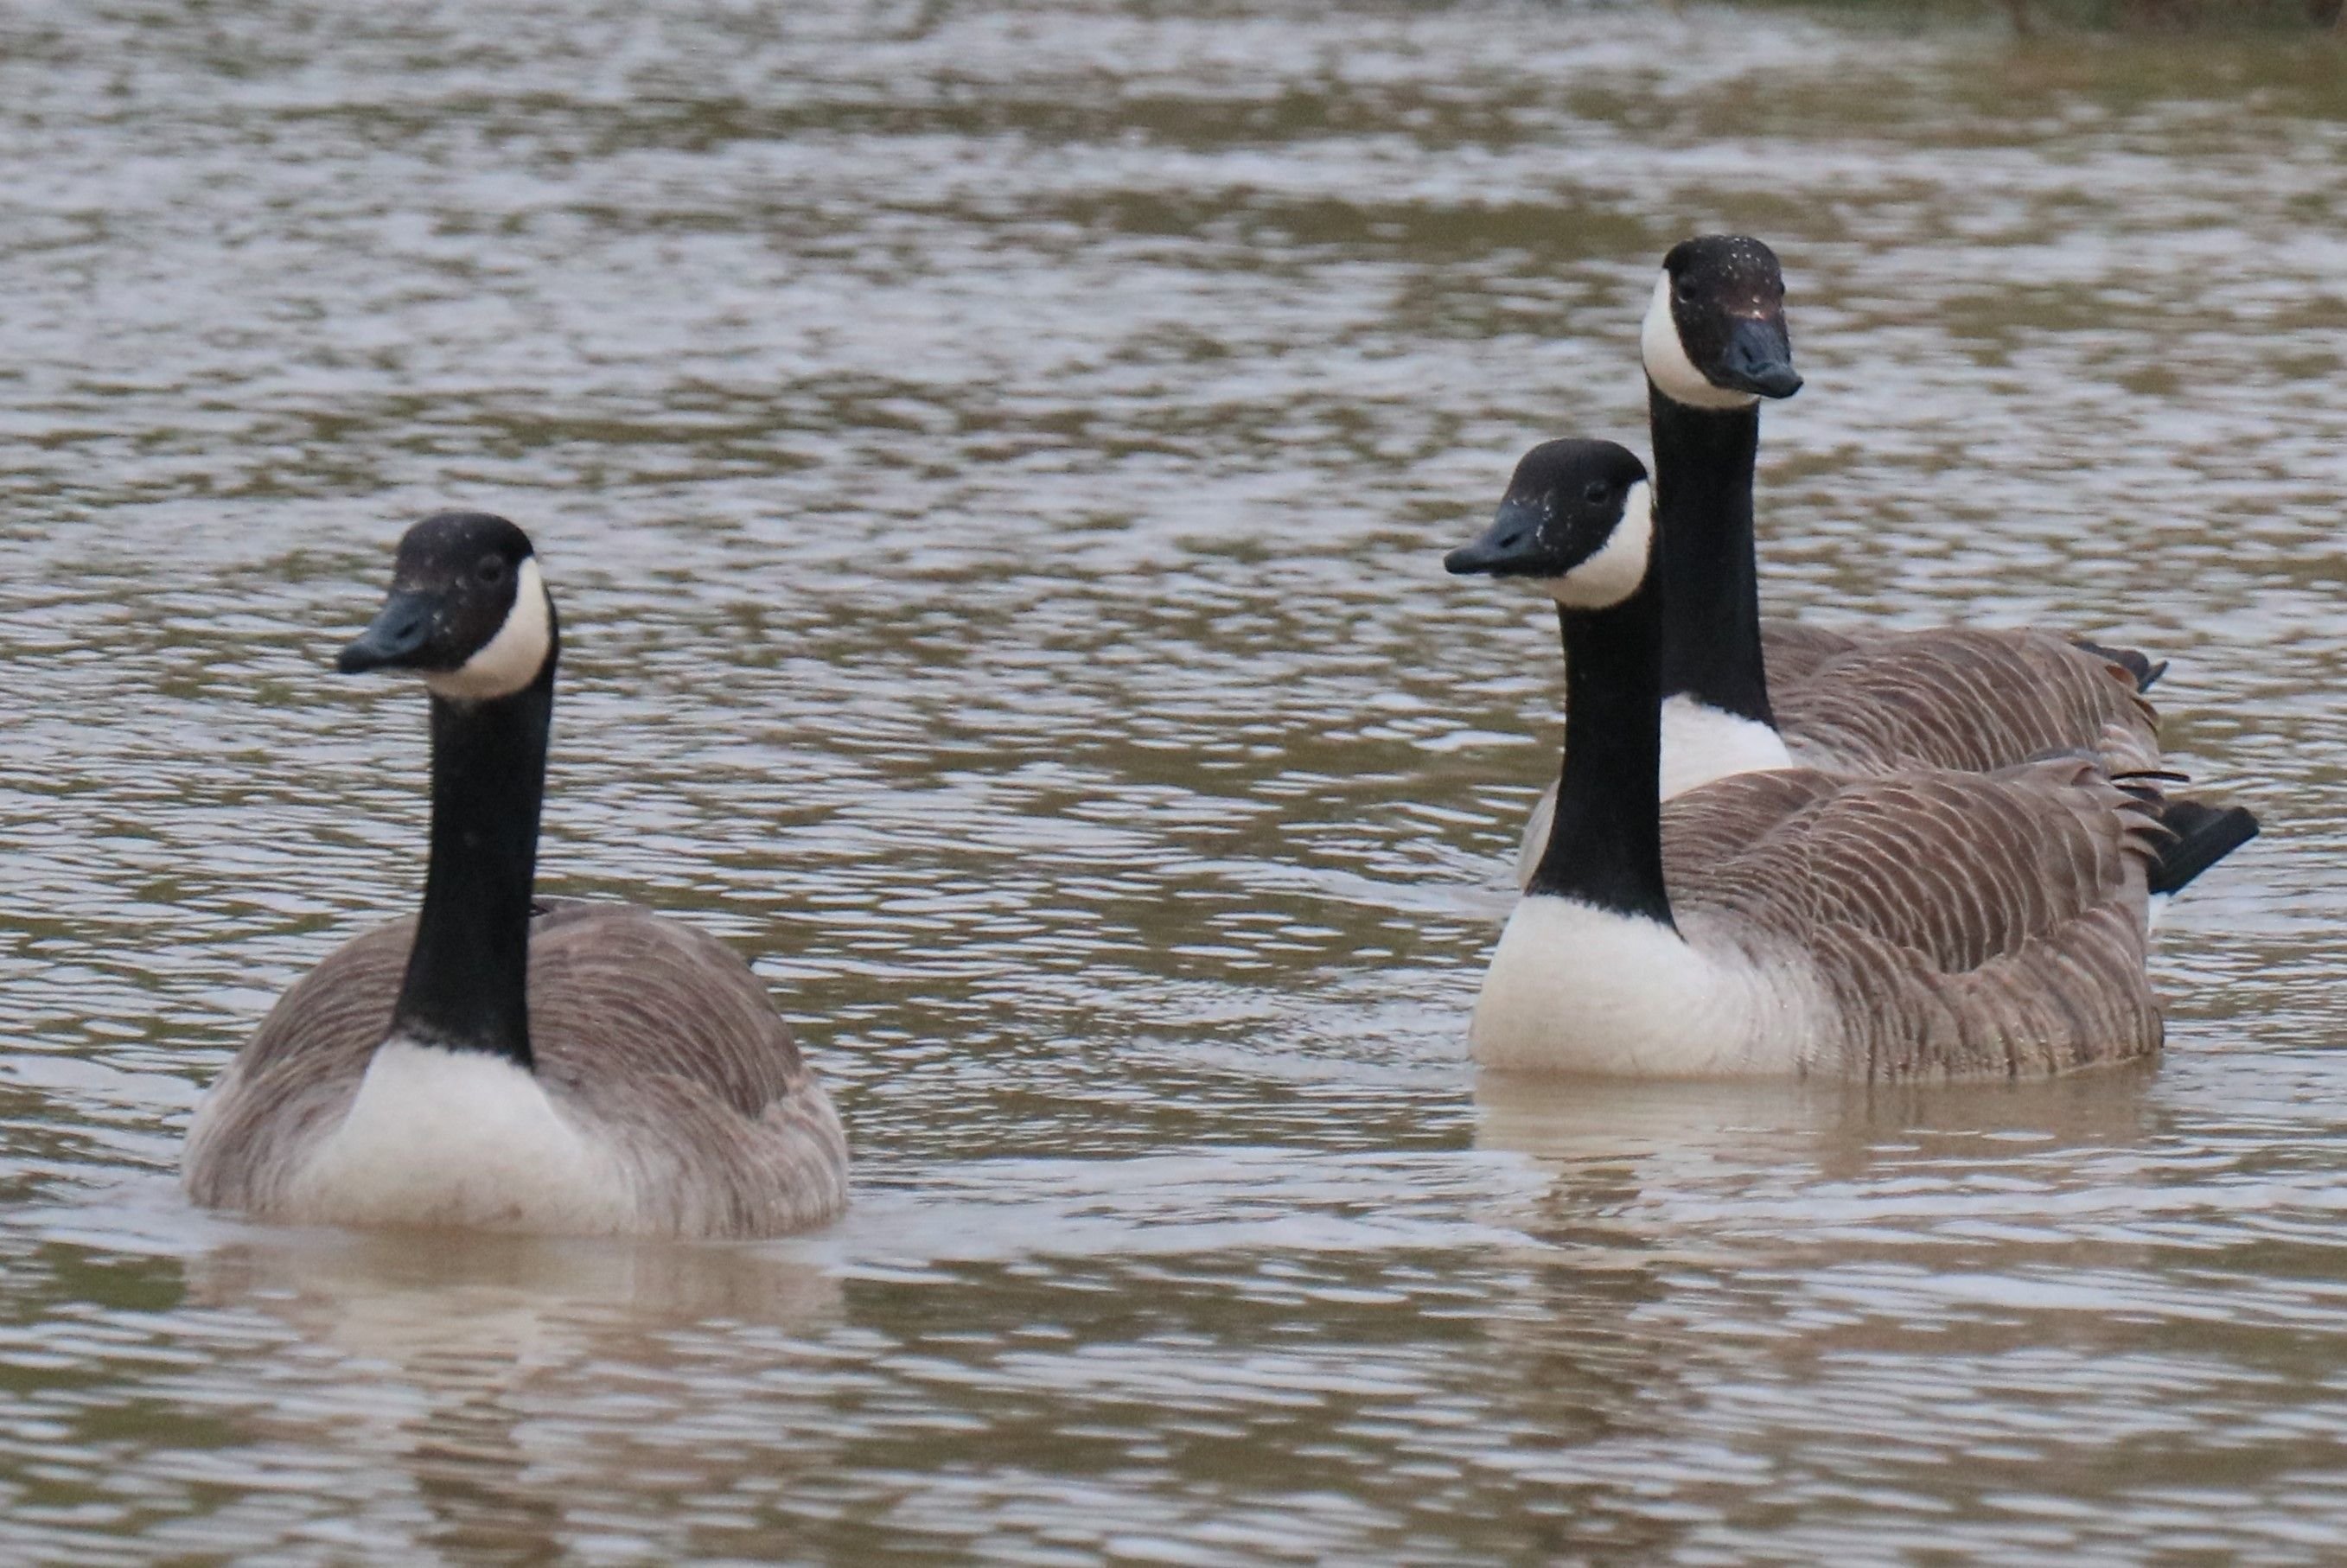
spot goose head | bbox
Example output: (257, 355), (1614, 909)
(1641, 235), (1802, 410)
(1445, 439), (1653, 610)
(339, 513), (558, 702)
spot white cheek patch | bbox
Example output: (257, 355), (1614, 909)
(1540, 481), (1652, 610)
(1641, 271), (1758, 411)
(425, 557), (552, 703)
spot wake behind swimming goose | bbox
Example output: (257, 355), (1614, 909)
(183, 513), (848, 1238)
(1452, 441), (2255, 1079)
(1515, 235), (2165, 883)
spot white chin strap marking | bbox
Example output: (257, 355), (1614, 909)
(1641, 271), (1757, 411)
(1541, 481), (1652, 610)
(425, 558), (552, 703)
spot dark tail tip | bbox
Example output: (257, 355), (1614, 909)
(2070, 637), (2168, 694)
(2148, 799), (2260, 896)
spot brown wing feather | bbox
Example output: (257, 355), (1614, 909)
(1759, 621), (1860, 690)
(1770, 625), (2160, 776)
(1663, 760), (2165, 1080)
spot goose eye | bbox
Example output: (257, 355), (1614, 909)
(1674, 278), (1698, 303)
(475, 555), (508, 587)
(1583, 481), (1612, 503)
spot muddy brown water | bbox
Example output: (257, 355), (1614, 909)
(0, 3), (2340, 1562)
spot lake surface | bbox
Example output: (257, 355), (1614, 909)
(1, 1), (2341, 1561)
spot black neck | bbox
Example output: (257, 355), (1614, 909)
(1649, 380), (1774, 727)
(1527, 584), (1674, 927)
(390, 663), (552, 1069)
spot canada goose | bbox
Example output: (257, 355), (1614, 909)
(1516, 236), (2162, 883)
(1451, 440), (2255, 1078)
(183, 513), (849, 1237)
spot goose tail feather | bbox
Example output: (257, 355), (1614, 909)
(2070, 636), (2169, 694)
(2141, 797), (2261, 897)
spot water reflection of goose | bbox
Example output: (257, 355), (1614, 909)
(1517, 236), (2166, 886)
(1474, 1065), (2160, 1174)
(186, 1230), (842, 1563)
(184, 513), (848, 1238)
(189, 1229), (843, 1373)
(1449, 440), (2254, 1077)
(1465, 1063), (2164, 1556)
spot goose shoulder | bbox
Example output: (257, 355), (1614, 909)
(184, 918), (412, 1213)
(525, 902), (847, 1238)
(526, 898), (820, 1116)
(1507, 712), (1835, 891)
(1769, 626), (2160, 776)
(1656, 766), (1844, 891)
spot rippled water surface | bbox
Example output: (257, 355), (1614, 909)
(2, 1), (2342, 1561)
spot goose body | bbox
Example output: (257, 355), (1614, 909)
(1516, 237), (2162, 882)
(1451, 441), (2253, 1080)
(184, 514), (848, 1238)
(1483, 762), (2165, 1078)
(186, 902), (847, 1236)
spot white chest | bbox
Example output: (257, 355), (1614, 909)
(1660, 697), (1795, 799)
(1470, 896), (1816, 1077)
(284, 1039), (641, 1234)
